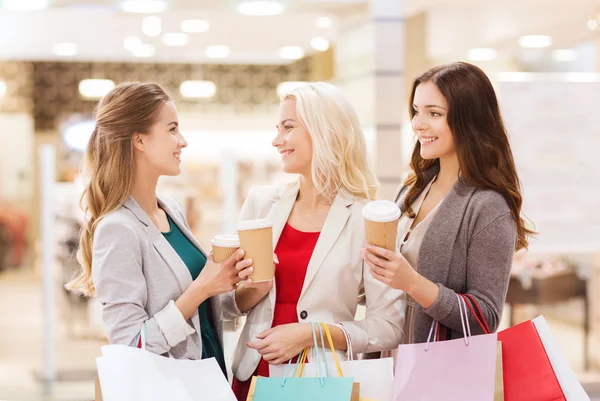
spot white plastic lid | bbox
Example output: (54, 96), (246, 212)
(211, 234), (240, 247)
(236, 218), (272, 231)
(363, 200), (401, 222)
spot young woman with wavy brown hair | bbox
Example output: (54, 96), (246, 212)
(66, 82), (252, 377)
(363, 62), (534, 343)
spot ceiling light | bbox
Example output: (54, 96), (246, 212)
(518, 35), (552, 49)
(162, 32), (189, 46)
(279, 46), (304, 60)
(276, 81), (307, 97)
(132, 44), (155, 57)
(551, 49), (577, 62)
(123, 36), (142, 52)
(180, 80), (216, 98)
(205, 45), (231, 59)
(142, 16), (162, 36)
(236, 1), (283, 16)
(466, 48), (497, 61)
(52, 43), (78, 57)
(181, 19), (210, 33)
(63, 120), (95, 152)
(79, 79), (115, 99)
(310, 37), (329, 52)
(587, 20), (598, 30)
(119, 0), (168, 14)
(2, 0), (49, 11)
(315, 16), (332, 28)
(0, 81), (6, 97)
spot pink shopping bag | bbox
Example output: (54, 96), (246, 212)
(392, 294), (498, 401)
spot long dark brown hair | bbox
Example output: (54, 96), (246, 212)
(404, 62), (534, 250)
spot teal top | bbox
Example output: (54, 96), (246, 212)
(161, 213), (227, 378)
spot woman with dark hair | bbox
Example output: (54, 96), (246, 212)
(363, 61), (534, 343)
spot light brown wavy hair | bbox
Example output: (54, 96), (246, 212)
(404, 62), (534, 250)
(66, 82), (171, 296)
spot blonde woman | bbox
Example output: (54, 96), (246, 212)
(223, 82), (406, 400)
(66, 82), (252, 377)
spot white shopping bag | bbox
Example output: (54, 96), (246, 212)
(532, 316), (590, 401)
(96, 325), (235, 401)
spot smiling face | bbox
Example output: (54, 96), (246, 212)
(411, 81), (456, 161)
(132, 100), (187, 176)
(272, 98), (313, 176)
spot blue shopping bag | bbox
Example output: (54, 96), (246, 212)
(252, 323), (355, 401)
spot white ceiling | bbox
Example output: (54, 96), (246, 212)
(1, 0), (600, 65)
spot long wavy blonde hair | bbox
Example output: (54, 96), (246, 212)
(66, 82), (171, 296)
(282, 82), (378, 201)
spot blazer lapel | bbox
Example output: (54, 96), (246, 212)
(158, 197), (208, 257)
(299, 191), (353, 298)
(268, 183), (299, 247)
(123, 197), (193, 293)
(418, 178), (475, 287)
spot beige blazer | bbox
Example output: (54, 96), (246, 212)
(92, 196), (223, 360)
(221, 183), (406, 381)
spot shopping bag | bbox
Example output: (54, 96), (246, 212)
(254, 322), (355, 401)
(464, 294), (589, 401)
(96, 322), (236, 401)
(392, 294), (498, 401)
(270, 327), (393, 401)
(460, 294), (504, 400)
(495, 342), (504, 401)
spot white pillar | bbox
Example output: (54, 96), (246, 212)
(39, 144), (56, 395)
(219, 149), (238, 234)
(336, 0), (408, 200)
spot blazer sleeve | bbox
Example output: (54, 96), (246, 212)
(338, 260), (406, 353)
(422, 212), (517, 334)
(92, 219), (195, 354)
(220, 187), (259, 320)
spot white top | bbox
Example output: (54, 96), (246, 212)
(363, 200), (401, 222)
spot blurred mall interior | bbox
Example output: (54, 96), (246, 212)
(0, 0), (599, 400)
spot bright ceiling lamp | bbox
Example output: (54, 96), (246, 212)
(276, 81), (307, 97)
(518, 35), (552, 49)
(63, 120), (95, 152)
(310, 37), (329, 52)
(237, 1), (283, 16)
(2, 0), (50, 11)
(181, 19), (210, 33)
(551, 49), (577, 62)
(79, 79), (115, 99)
(466, 48), (497, 61)
(132, 44), (155, 57)
(52, 43), (78, 56)
(120, 0), (168, 14)
(315, 16), (332, 28)
(587, 20), (598, 30)
(142, 16), (162, 36)
(279, 46), (304, 60)
(180, 81), (216, 99)
(0, 81), (7, 97)
(205, 45), (231, 59)
(124, 36), (142, 52)
(162, 32), (189, 47)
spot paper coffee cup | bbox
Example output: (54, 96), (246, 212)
(211, 234), (240, 263)
(363, 200), (401, 251)
(236, 219), (274, 282)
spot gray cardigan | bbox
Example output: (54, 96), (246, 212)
(394, 165), (517, 343)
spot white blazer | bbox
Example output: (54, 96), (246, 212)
(221, 183), (406, 381)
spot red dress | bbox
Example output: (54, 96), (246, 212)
(232, 223), (320, 401)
